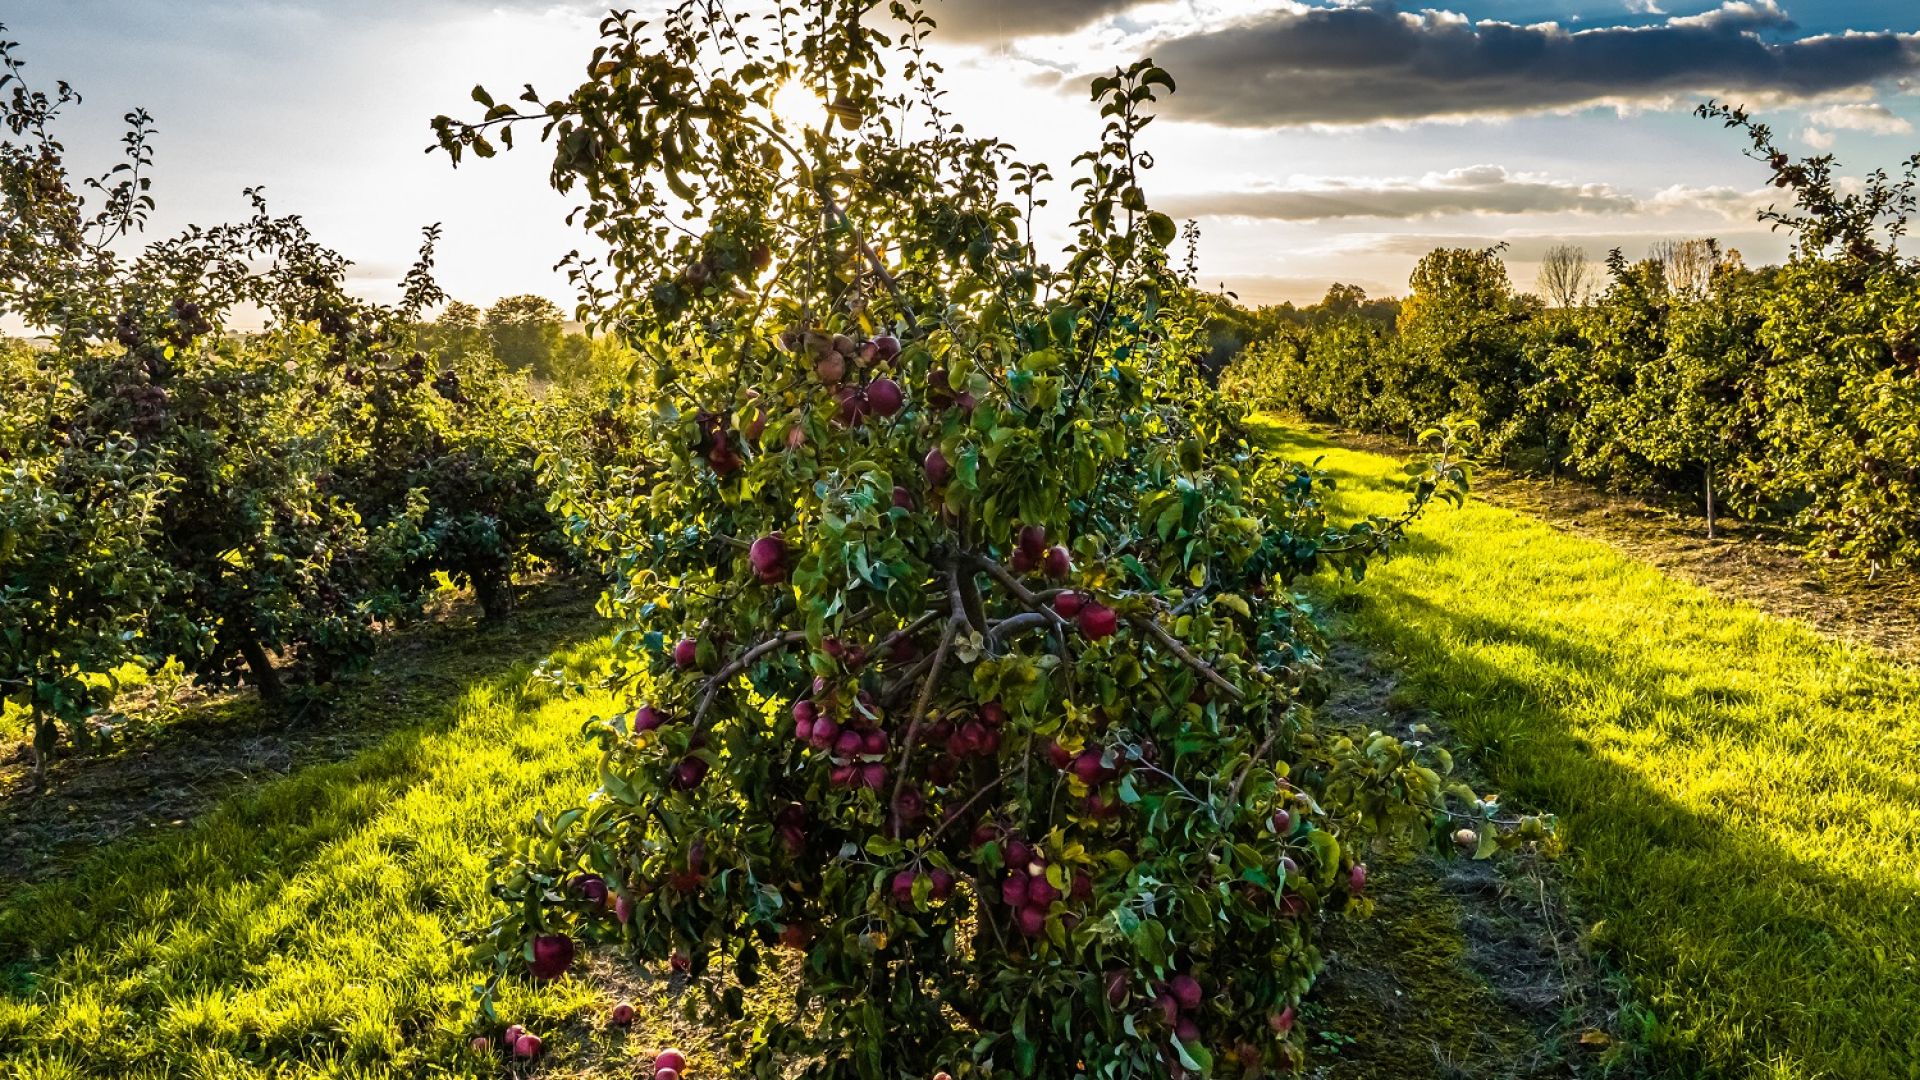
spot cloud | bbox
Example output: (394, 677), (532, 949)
(1141, 2), (1920, 127)
(1157, 165), (1638, 221)
(931, 0), (1145, 42)
(1158, 168), (1774, 224)
(1805, 102), (1914, 134)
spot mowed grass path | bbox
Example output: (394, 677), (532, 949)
(0, 610), (622, 1078)
(1261, 420), (1920, 1080)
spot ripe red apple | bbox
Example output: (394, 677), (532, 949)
(1281, 855), (1299, 877)
(1015, 905), (1047, 936)
(860, 762), (888, 789)
(1170, 973), (1203, 1011)
(1054, 592), (1085, 619)
(861, 729), (889, 756)
(670, 757), (708, 790)
(1002, 874), (1030, 908)
(1175, 1017), (1201, 1044)
(504, 1024), (525, 1045)
(866, 377), (904, 417)
(748, 534), (788, 583)
(1009, 547), (1037, 574)
(834, 729), (864, 759)
(1028, 877), (1061, 906)
(1070, 750), (1109, 785)
(808, 716), (840, 749)
(655, 1048), (688, 1073)
(834, 383), (867, 425)
(923, 447), (950, 486)
(1005, 839), (1032, 867)
(514, 1033), (543, 1059)
(1043, 545), (1070, 579)
(657, 1070), (681, 1080)
(1077, 602), (1118, 640)
(1269, 1005), (1296, 1034)
(633, 705), (666, 732)
(611, 1002), (636, 1025)
(616, 894), (634, 923)
(470, 1035), (493, 1054)
(1154, 992), (1181, 1024)
(1349, 862), (1368, 893)
(1106, 968), (1130, 1006)
(530, 934), (575, 980)
(873, 334), (901, 361)
(830, 763), (857, 786)
(892, 869), (918, 905)
(792, 699), (818, 735)
(1085, 789), (1120, 818)
(979, 701), (1008, 728)
(894, 788), (925, 822)
(1272, 807), (1293, 834)
(1017, 525), (1047, 559)
(573, 874), (608, 904)
(780, 922), (811, 949)
(1071, 869), (1093, 901)
(670, 951), (691, 973)
(816, 352), (847, 383)
(672, 637), (698, 669)
(1045, 740), (1073, 771)
(891, 485), (915, 510)
(929, 868), (955, 899)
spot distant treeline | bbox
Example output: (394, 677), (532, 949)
(1224, 111), (1920, 576)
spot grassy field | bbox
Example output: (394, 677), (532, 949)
(0, 592), (697, 1078)
(1261, 419), (1920, 1080)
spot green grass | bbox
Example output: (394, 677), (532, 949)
(0, 608), (643, 1078)
(1261, 419), (1920, 1080)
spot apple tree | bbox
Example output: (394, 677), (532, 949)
(436, 4), (1539, 1075)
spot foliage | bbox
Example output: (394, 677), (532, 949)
(0, 26), (583, 763)
(1226, 109), (1920, 571)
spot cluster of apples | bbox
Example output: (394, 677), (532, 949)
(776, 327), (907, 426)
(1044, 740), (1126, 819)
(473, 1022), (545, 1061)
(888, 866), (957, 905)
(960, 830), (1093, 937)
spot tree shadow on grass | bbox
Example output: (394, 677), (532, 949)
(0, 579), (603, 891)
(1318, 576), (1920, 1080)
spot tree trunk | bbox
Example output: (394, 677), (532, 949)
(238, 634), (285, 702)
(1704, 464), (1717, 540)
(476, 571), (516, 621)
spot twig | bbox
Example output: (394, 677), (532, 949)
(1130, 616), (1246, 703)
(970, 556), (1069, 629)
(889, 574), (966, 835)
(692, 630), (809, 728)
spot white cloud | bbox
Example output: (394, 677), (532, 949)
(1805, 102), (1914, 135)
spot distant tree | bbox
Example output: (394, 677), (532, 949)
(429, 299), (487, 362)
(1536, 244), (1593, 308)
(485, 294), (566, 376)
(1649, 238), (1722, 298)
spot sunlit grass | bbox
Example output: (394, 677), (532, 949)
(0, 629), (627, 1077)
(1261, 419), (1920, 1079)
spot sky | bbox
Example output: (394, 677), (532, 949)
(6, 0), (1920, 315)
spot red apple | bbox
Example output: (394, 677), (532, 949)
(860, 762), (888, 789)
(1175, 1017), (1201, 1044)
(672, 637), (698, 669)
(1044, 545), (1071, 579)
(866, 377), (903, 417)
(1077, 602), (1118, 640)
(1272, 807), (1293, 834)
(611, 1002), (636, 1025)
(891, 485), (915, 510)
(929, 868), (955, 899)
(514, 1033), (543, 1059)
(616, 894), (634, 924)
(1349, 863), (1368, 893)
(633, 705), (666, 732)
(1015, 905), (1046, 936)
(1054, 592), (1085, 619)
(1106, 968), (1131, 1006)
(873, 334), (901, 361)
(1045, 740), (1073, 771)
(1002, 874), (1030, 908)
(1070, 750), (1109, 785)
(1017, 525), (1047, 559)
(923, 447), (950, 486)
(748, 534), (788, 583)
(1171, 973), (1203, 1011)
(470, 1035), (493, 1054)
(530, 934), (574, 980)
(892, 869), (918, 905)
(670, 757), (708, 790)
(504, 1024), (525, 1045)
(655, 1048), (688, 1073)
(1154, 992), (1180, 1024)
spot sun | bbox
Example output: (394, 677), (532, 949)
(769, 80), (824, 132)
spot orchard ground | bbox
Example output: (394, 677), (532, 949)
(1264, 420), (1920, 1080)
(2, 425), (1915, 1078)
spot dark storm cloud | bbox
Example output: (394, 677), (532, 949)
(1144, 1), (1920, 127)
(1156, 165), (1637, 221)
(931, 0), (1142, 43)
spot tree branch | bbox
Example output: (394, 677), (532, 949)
(1130, 615), (1246, 703)
(889, 573), (966, 835)
(692, 630), (809, 728)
